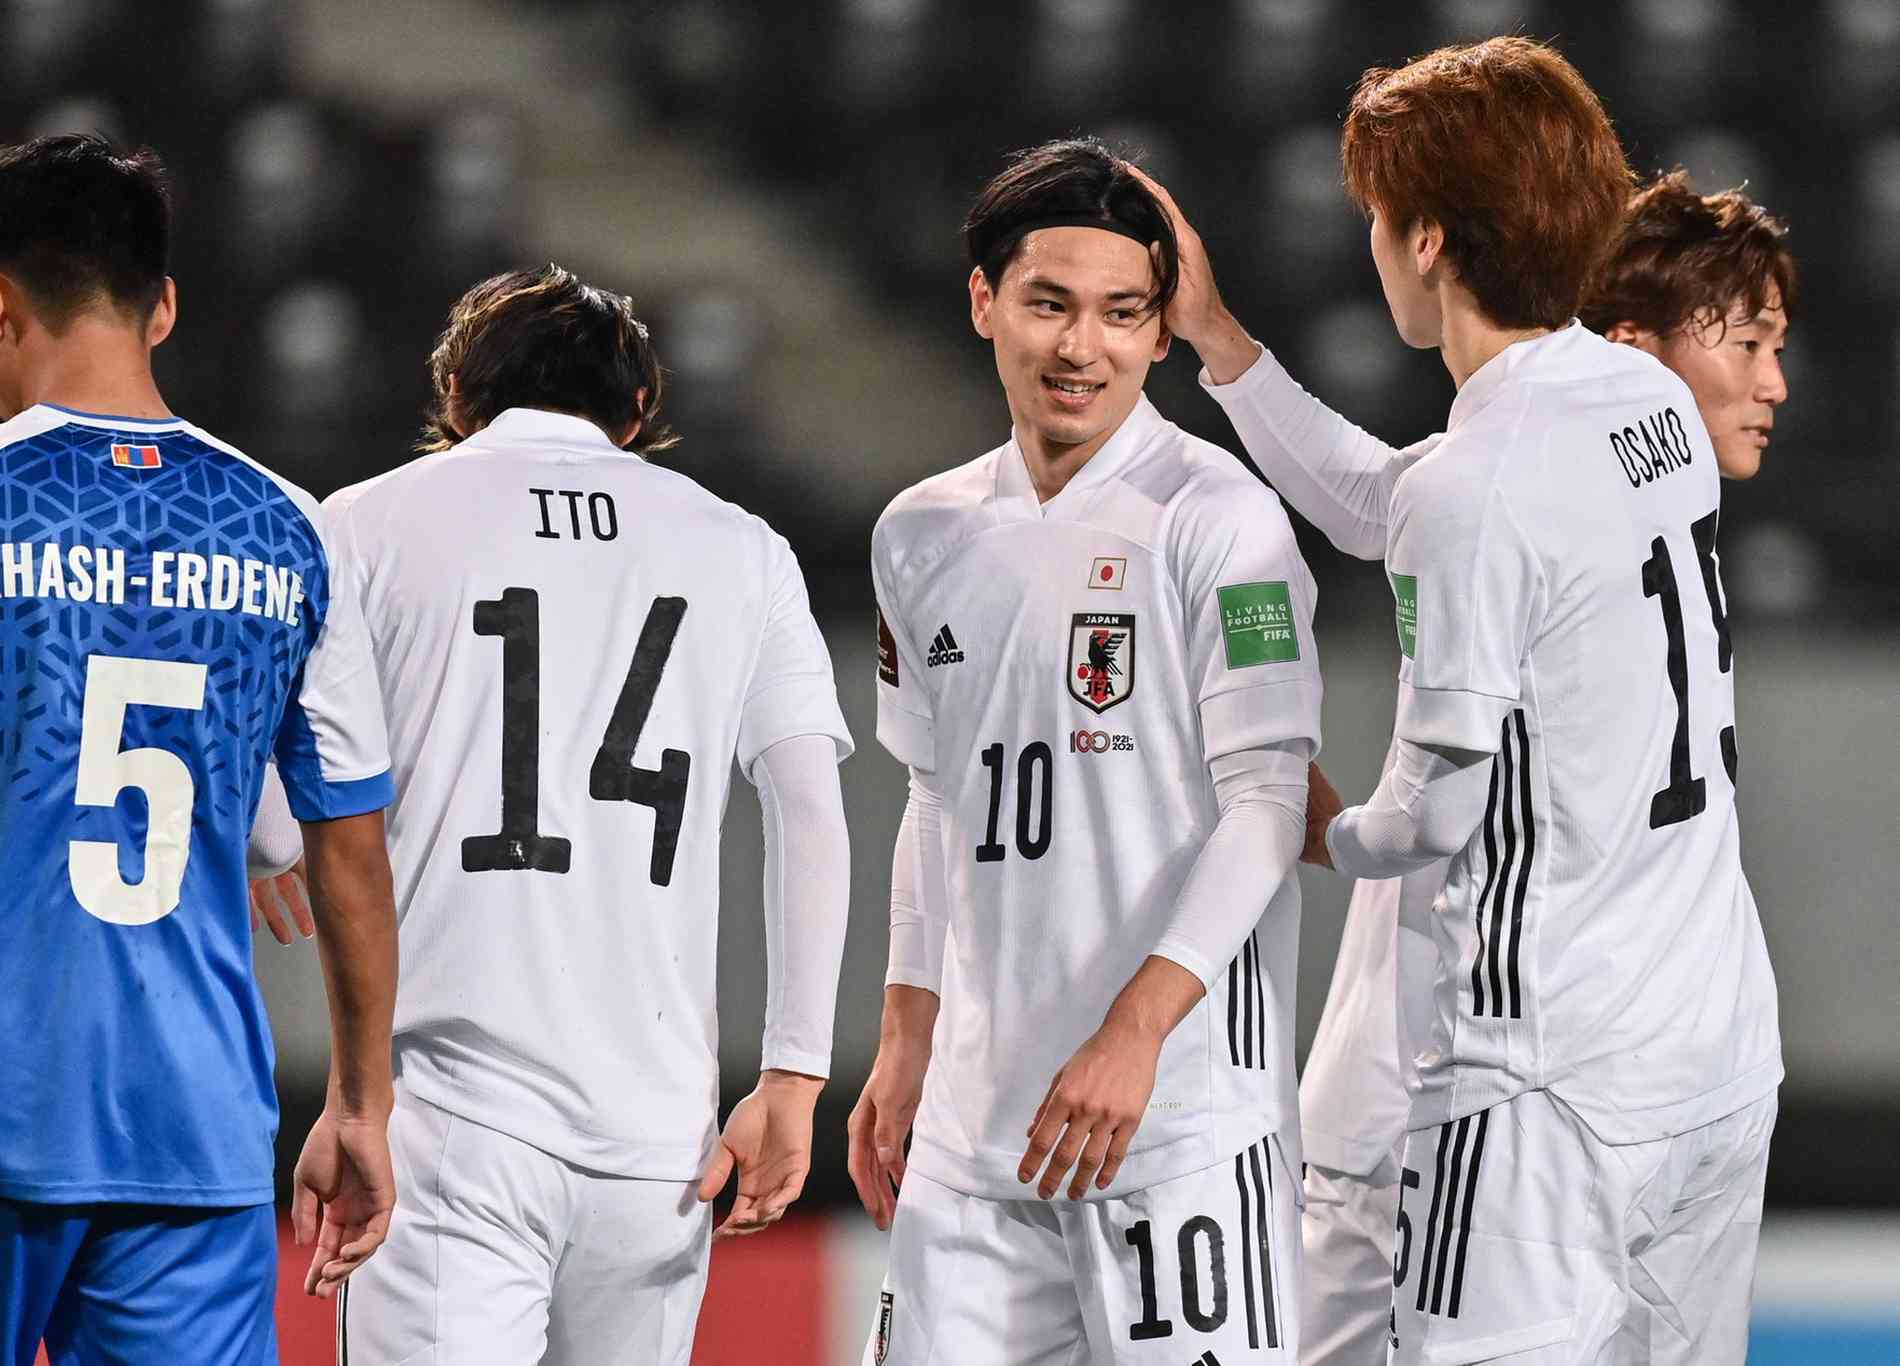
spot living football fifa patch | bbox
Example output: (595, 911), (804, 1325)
(110, 442), (162, 469)
(1069, 612), (1134, 713)
(1217, 581), (1298, 668)
(1389, 572), (1418, 658)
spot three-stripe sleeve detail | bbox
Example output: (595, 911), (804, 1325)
(1470, 759), (1502, 1015)
(1226, 931), (1268, 1071)
(1472, 711), (1535, 1020)
(1505, 710), (1535, 1019)
(1227, 955), (1241, 1067)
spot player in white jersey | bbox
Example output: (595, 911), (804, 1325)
(1224, 41), (1774, 1364)
(847, 139), (1322, 1364)
(291, 267), (854, 1365)
(1135, 160), (1796, 1364)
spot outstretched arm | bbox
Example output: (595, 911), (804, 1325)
(1321, 738), (1495, 879)
(1132, 166), (1428, 559)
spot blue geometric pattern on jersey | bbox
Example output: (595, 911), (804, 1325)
(0, 414), (329, 1206)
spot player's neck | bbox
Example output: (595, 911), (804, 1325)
(18, 322), (171, 420)
(1438, 289), (1554, 391)
(1017, 422), (1117, 504)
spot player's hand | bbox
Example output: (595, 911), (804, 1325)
(250, 858), (314, 945)
(1123, 165), (1229, 347)
(697, 1069), (824, 1240)
(847, 1034), (930, 1231)
(292, 1101), (396, 1298)
(1303, 761), (1343, 869)
(1019, 1015), (1163, 1201)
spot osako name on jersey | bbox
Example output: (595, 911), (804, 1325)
(0, 539), (306, 625)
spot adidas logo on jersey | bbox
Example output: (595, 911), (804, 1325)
(925, 624), (965, 667)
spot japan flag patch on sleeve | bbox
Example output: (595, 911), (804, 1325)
(1088, 555), (1126, 589)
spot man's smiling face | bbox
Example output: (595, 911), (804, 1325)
(971, 225), (1170, 472)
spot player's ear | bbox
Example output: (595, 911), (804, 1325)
(1602, 321), (1661, 357)
(0, 273), (25, 346)
(969, 266), (995, 340)
(1151, 319), (1172, 363)
(444, 372), (470, 439)
(616, 387), (648, 449)
(1413, 219), (1445, 280)
(145, 278), (177, 349)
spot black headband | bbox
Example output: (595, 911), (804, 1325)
(1004, 214), (1157, 250)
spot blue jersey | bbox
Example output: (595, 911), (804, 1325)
(0, 404), (392, 1206)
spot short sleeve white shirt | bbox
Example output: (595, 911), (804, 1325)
(1386, 326), (1780, 1143)
(325, 409), (851, 1178)
(872, 396), (1323, 1199)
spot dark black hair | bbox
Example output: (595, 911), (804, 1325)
(0, 134), (171, 330)
(421, 264), (678, 454)
(963, 137), (1179, 316)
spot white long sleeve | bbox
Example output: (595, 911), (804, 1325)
(247, 761), (303, 878)
(1325, 737), (1495, 880)
(750, 732), (851, 1078)
(1200, 343), (1439, 561)
(884, 768), (947, 995)
(1149, 741), (1309, 988)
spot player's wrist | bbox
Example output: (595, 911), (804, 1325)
(324, 1085), (393, 1122)
(757, 1067), (825, 1096)
(1194, 315), (1263, 387)
(879, 983), (940, 1046)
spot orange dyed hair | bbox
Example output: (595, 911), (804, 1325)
(1341, 36), (1635, 330)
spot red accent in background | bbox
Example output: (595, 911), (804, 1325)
(42, 1212), (831, 1364)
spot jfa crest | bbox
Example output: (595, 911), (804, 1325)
(1069, 612), (1135, 714)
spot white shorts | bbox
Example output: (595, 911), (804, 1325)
(864, 1136), (1300, 1365)
(1390, 1089), (1775, 1365)
(1299, 1157), (1399, 1366)
(339, 1085), (711, 1366)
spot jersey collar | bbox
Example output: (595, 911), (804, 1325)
(30, 402), (184, 430)
(994, 393), (1166, 522)
(1447, 320), (1586, 432)
(477, 407), (631, 454)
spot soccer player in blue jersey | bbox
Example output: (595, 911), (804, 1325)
(0, 135), (401, 1364)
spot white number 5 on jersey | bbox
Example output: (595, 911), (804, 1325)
(70, 654), (208, 925)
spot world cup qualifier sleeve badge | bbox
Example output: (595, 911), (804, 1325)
(1069, 612), (1135, 714)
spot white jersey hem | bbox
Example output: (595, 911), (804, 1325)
(399, 1069), (715, 1181)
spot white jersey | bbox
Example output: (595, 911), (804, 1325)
(872, 396), (1323, 1201)
(325, 408), (851, 1179)
(1387, 324), (1780, 1142)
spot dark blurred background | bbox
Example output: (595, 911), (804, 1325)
(7, 0), (1894, 1359)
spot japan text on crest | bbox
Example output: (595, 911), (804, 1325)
(1068, 612), (1135, 714)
